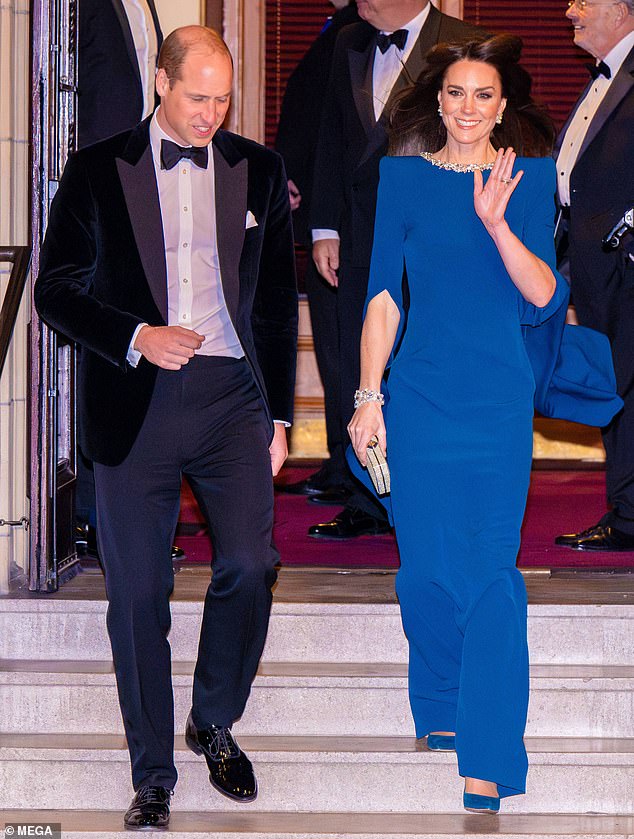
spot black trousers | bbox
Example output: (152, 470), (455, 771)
(304, 260), (347, 483)
(94, 356), (278, 790)
(602, 258), (634, 534)
(337, 263), (389, 521)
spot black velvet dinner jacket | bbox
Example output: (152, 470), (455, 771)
(35, 119), (298, 466)
(553, 43), (634, 334)
(310, 5), (482, 268)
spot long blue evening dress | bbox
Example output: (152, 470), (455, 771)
(367, 154), (568, 798)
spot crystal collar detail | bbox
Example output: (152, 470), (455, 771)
(420, 151), (495, 173)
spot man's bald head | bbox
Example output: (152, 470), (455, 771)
(158, 26), (232, 88)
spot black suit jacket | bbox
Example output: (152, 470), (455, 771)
(78, 0), (163, 149)
(310, 5), (481, 268)
(554, 43), (634, 334)
(35, 119), (298, 466)
(275, 3), (360, 244)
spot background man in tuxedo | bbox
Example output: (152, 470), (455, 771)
(78, 0), (163, 149)
(35, 26), (297, 829)
(554, 0), (634, 552)
(275, 0), (360, 503)
(309, 0), (481, 538)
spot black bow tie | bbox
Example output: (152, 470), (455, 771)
(376, 29), (408, 54)
(586, 60), (611, 80)
(160, 139), (209, 171)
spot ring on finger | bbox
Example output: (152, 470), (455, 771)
(500, 178), (512, 184)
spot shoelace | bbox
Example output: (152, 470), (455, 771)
(136, 786), (170, 804)
(208, 727), (240, 759)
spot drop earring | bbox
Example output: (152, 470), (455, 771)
(438, 105), (443, 117)
(496, 112), (503, 125)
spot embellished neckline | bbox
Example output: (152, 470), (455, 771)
(420, 151), (495, 173)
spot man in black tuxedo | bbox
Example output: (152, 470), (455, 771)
(275, 1), (360, 501)
(35, 26), (297, 829)
(78, 0), (163, 149)
(309, 0), (481, 538)
(554, 0), (634, 552)
(75, 0), (175, 558)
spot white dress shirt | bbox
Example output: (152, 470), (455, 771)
(556, 31), (634, 207)
(128, 111), (243, 365)
(121, 0), (159, 120)
(313, 5), (430, 242)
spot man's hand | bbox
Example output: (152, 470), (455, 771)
(313, 238), (340, 287)
(134, 325), (204, 370)
(269, 423), (288, 477)
(287, 179), (302, 211)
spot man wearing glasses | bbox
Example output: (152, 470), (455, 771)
(555, 0), (634, 551)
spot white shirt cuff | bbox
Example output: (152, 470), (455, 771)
(127, 323), (148, 368)
(312, 229), (340, 242)
(274, 419), (291, 428)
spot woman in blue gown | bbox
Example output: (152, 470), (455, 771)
(348, 35), (565, 813)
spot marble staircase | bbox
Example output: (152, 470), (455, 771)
(1, 595), (633, 838)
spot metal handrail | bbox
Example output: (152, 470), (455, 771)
(0, 246), (32, 379)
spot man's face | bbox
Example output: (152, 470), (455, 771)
(565, 0), (623, 59)
(356, 0), (427, 31)
(155, 49), (233, 147)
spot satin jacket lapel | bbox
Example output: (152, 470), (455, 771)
(145, 0), (163, 50)
(116, 120), (168, 321)
(348, 40), (376, 140)
(212, 134), (248, 324)
(110, 0), (143, 90)
(380, 5), (441, 123)
(576, 53), (634, 164)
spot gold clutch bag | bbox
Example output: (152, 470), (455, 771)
(366, 435), (390, 496)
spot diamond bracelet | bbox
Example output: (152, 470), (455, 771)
(354, 388), (385, 409)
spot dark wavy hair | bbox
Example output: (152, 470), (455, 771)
(388, 34), (555, 158)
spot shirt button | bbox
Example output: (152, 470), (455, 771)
(183, 278), (188, 283)
(182, 314), (188, 320)
(183, 243), (188, 248)
(183, 206), (189, 212)
(182, 168), (187, 174)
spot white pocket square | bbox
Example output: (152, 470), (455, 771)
(246, 210), (258, 229)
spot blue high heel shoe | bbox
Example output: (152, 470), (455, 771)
(426, 733), (455, 751)
(463, 789), (500, 814)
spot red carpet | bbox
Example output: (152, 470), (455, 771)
(177, 468), (634, 569)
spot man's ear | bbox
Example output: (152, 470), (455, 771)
(155, 68), (169, 97)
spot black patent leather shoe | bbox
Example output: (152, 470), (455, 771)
(185, 712), (257, 802)
(308, 507), (391, 540)
(76, 523), (185, 561)
(307, 487), (352, 506)
(555, 522), (634, 551)
(123, 785), (171, 831)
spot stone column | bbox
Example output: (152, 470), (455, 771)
(0, 0), (30, 593)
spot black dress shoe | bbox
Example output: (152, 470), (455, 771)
(124, 785), (171, 831)
(185, 711), (257, 802)
(277, 470), (336, 496)
(555, 522), (634, 551)
(76, 523), (185, 561)
(307, 487), (352, 506)
(308, 507), (391, 540)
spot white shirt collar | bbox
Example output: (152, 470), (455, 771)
(601, 29), (634, 78)
(379, 3), (431, 47)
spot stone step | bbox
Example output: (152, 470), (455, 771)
(1, 734), (632, 814)
(2, 661), (633, 739)
(1, 601), (633, 666)
(0, 810), (632, 839)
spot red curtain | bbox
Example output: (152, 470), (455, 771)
(265, 1), (334, 148)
